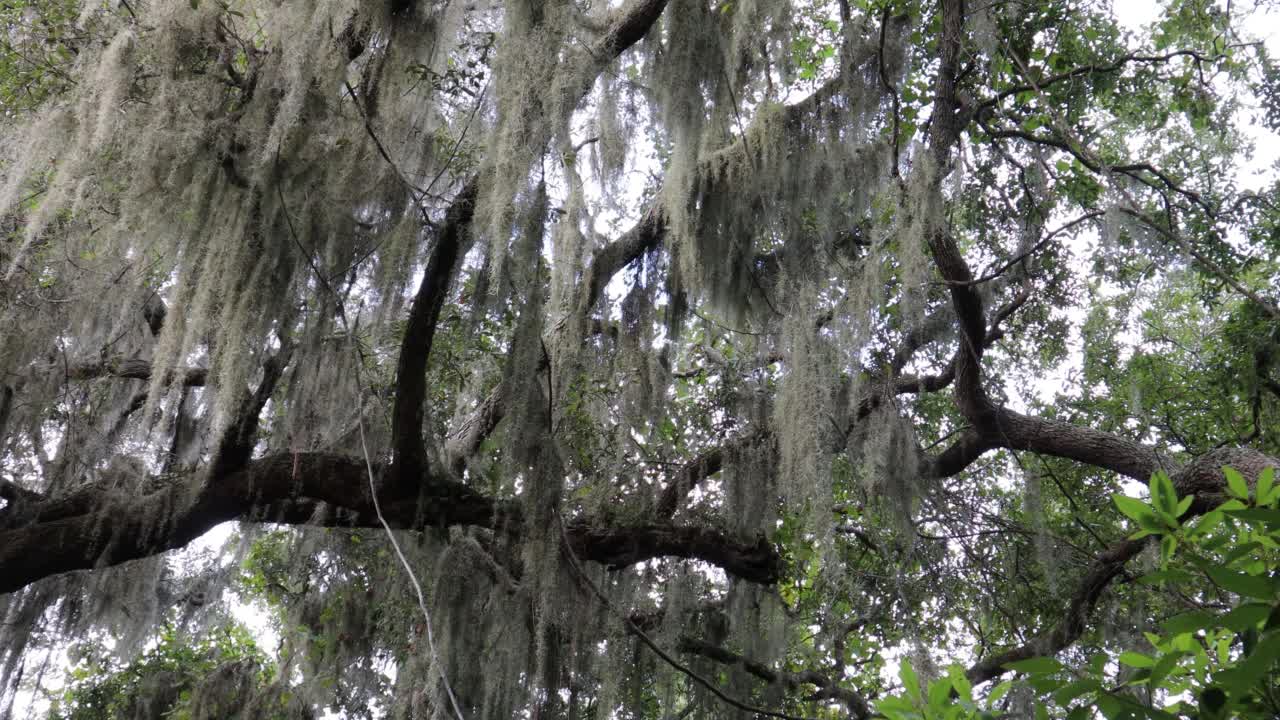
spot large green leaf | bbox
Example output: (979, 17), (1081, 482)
(1207, 567), (1277, 601)
(1002, 656), (1064, 675)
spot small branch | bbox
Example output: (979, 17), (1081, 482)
(1121, 208), (1280, 321)
(944, 211), (1104, 287)
(677, 637), (871, 718)
(976, 49), (1232, 116)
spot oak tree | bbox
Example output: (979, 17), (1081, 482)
(1, 0), (1278, 717)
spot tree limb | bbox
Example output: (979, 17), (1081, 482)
(965, 447), (1279, 685)
(678, 637), (871, 719)
(65, 356), (208, 386)
(391, 0), (671, 484)
(0, 451), (782, 595)
(391, 177), (479, 483)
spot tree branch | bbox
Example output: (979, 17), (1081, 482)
(966, 447), (1279, 685)
(391, 0), (670, 483)
(0, 451), (782, 595)
(66, 356), (208, 386)
(391, 177), (479, 483)
(210, 341), (295, 477)
(678, 637), (871, 719)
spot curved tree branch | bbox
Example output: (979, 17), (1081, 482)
(678, 637), (871, 719)
(966, 447), (1279, 685)
(0, 450), (782, 595)
(391, 0), (671, 484)
(65, 356), (208, 386)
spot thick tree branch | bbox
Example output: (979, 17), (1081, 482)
(965, 535), (1146, 685)
(66, 356), (208, 386)
(443, 208), (666, 476)
(926, 427), (998, 479)
(0, 451), (781, 595)
(210, 342), (295, 477)
(443, 378), (508, 476)
(0, 383), (12, 449)
(908, 0), (1176, 491)
(991, 408), (1168, 483)
(580, 205), (665, 314)
(655, 444), (726, 519)
(392, 0), (670, 483)
(391, 177), (479, 483)
(0, 478), (43, 507)
(594, 0), (669, 60)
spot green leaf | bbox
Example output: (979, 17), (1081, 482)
(1114, 494), (1163, 531)
(946, 664), (972, 701)
(1223, 466), (1250, 501)
(1113, 494), (1148, 521)
(1151, 471), (1178, 517)
(1198, 686), (1226, 714)
(1175, 495), (1193, 517)
(1216, 630), (1280, 694)
(1219, 602), (1272, 631)
(1095, 693), (1124, 719)
(1222, 540), (1264, 566)
(900, 660), (921, 700)
(874, 696), (915, 718)
(1053, 679), (1102, 704)
(1162, 611), (1215, 636)
(1191, 510), (1225, 536)
(1003, 656), (1063, 674)
(1256, 466), (1276, 506)
(1148, 650), (1185, 689)
(927, 676), (952, 709)
(986, 680), (1013, 708)
(1138, 568), (1196, 586)
(1119, 651), (1155, 668)
(1223, 507), (1280, 528)
(1028, 673), (1066, 693)
(1207, 566), (1276, 600)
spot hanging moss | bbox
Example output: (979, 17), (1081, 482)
(0, 1), (996, 717)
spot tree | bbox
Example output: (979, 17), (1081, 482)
(0, 0), (1278, 717)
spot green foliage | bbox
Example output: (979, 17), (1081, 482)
(0, 0), (83, 113)
(48, 623), (274, 720)
(876, 466), (1280, 719)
